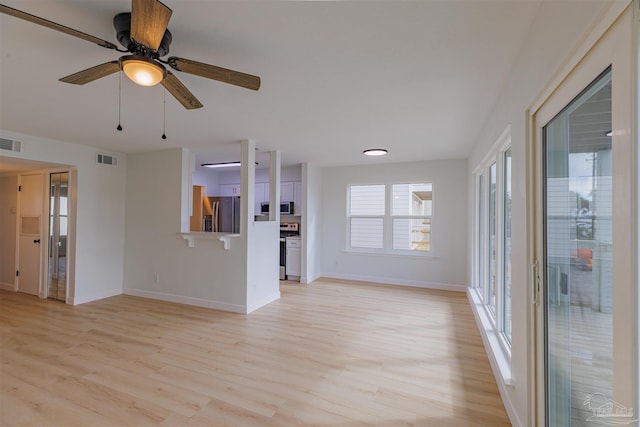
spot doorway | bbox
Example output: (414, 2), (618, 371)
(48, 172), (69, 301)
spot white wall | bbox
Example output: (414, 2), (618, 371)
(320, 159), (467, 290)
(218, 165), (302, 185)
(301, 163), (322, 284)
(193, 168), (220, 196)
(123, 148), (249, 312)
(0, 175), (17, 288)
(0, 130), (126, 303)
(465, 1), (628, 425)
(246, 216), (280, 311)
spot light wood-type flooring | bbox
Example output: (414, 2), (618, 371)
(0, 279), (510, 426)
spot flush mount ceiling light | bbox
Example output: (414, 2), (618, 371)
(363, 148), (388, 156)
(201, 162), (259, 169)
(120, 56), (166, 87)
(605, 130), (613, 137)
(202, 162), (242, 169)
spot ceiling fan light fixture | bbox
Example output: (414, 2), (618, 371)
(120, 56), (166, 87)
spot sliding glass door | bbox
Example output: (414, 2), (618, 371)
(532, 5), (635, 426)
(543, 69), (614, 426)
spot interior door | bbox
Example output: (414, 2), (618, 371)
(18, 173), (43, 296)
(532, 6), (635, 426)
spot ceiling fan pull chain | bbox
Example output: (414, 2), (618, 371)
(117, 71), (123, 131)
(162, 87), (167, 140)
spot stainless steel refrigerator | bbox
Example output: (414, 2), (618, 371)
(207, 197), (240, 233)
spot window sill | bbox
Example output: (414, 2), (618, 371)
(468, 288), (513, 386)
(341, 249), (440, 260)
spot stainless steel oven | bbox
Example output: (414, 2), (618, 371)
(279, 222), (299, 280)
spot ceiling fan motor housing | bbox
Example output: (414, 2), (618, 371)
(113, 12), (172, 57)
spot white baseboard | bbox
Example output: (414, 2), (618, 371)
(246, 291), (281, 314)
(320, 272), (467, 292)
(124, 288), (246, 314)
(69, 287), (122, 305)
(0, 282), (15, 291)
(301, 271), (322, 285)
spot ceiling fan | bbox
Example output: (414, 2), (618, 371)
(0, 0), (261, 110)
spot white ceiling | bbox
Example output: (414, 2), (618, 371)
(0, 0), (608, 169)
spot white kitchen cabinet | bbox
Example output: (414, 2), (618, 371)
(219, 181), (301, 215)
(219, 184), (240, 196)
(280, 182), (294, 203)
(286, 238), (301, 279)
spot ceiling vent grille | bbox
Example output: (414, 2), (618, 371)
(96, 153), (117, 166)
(0, 138), (22, 152)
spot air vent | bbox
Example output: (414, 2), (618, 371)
(0, 138), (22, 152)
(96, 153), (117, 166)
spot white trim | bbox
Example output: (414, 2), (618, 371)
(69, 287), (122, 305)
(246, 291), (281, 314)
(123, 288), (246, 314)
(321, 272), (466, 292)
(300, 272), (322, 285)
(468, 288), (522, 427)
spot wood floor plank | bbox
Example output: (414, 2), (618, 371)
(0, 279), (510, 426)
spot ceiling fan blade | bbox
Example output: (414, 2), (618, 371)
(161, 71), (203, 110)
(59, 61), (120, 85)
(167, 57), (261, 91)
(131, 0), (172, 52)
(0, 4), (118, 50)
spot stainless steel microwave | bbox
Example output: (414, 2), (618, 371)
(261, 202), (294, 215)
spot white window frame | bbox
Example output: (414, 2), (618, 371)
(472, 125), (512, 356)
(347, 182), (434, 256)
(502, 147), (512, 343)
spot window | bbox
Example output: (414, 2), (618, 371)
(488, 162), (497, 314)
(503, 148), (512, 341)
(477, 174), (485, 296)
(348, 183), (433, 254)
(391, 183), (432, 252)
(349, 184), (385, 249)
(473, 129), (511, 349)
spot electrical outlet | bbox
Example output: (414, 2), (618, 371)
(154, 274), (160, 284)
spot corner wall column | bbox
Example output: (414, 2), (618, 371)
(240, 140), (256, 234)
(269, 151), (281, 222)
